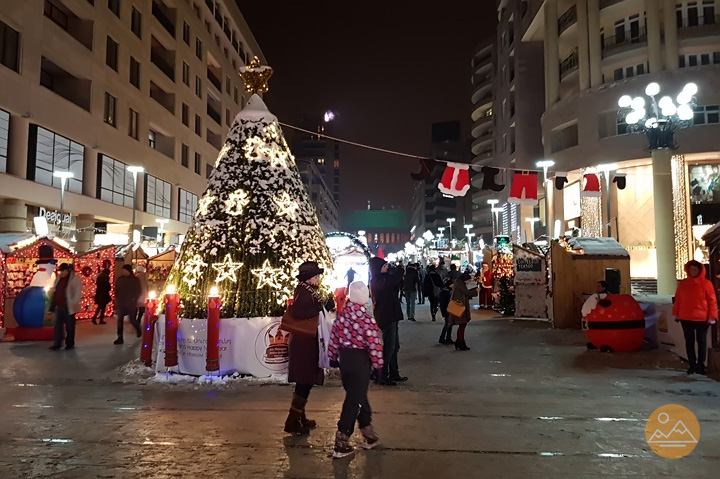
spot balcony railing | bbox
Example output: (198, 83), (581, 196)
(207, 69), (222, 91)
(151, 51), (174, 81)
(602, 28), (647, 57)
(599, 0), (623, 9)
(152, 2), (175, 37)
(678, 14), (720, 38)
(559, 48), (579, 78)
(558, 5), (577, 35)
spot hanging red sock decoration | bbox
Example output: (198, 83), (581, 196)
(582, 173), (601, 197)
(438, 162), (471, 197)
(508, 171), (538, 205)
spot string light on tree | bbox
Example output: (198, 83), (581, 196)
(197, 196), (215, 216)
(182, 255), (207, 287)
(252, 259), (285, 290)
(225, 190), (250, 216)
(273, 192), (300, 220)
(211, 254), (243, 283)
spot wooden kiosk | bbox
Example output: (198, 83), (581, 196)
(147, 247), (177, 292)
(551, 237), (631, 329)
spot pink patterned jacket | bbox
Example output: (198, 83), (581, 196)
(329, 301), (384, 370)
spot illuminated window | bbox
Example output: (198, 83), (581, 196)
(144, 174), (171, 218)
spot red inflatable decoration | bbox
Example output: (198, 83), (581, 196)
(582, 294), (645, 352)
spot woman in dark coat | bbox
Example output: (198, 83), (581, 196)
(285, 261), (335, 436)
(449, 272), (478, 351)
(423, 265), (443, 321)
(91, 264), (112, 325)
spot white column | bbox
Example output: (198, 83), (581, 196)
(75, 214), (95, 253)
(82, 147), (98, 199)
(646, 0), (663, 72)
(663, 0), (679, 70)
(577, 0), (591, 91)
(652, 149), (677, 295)
(545, 0), (560, 107)
(0, 199), (27, 233)
(587, 0), (602, 86)
(7, 115), (29, 178)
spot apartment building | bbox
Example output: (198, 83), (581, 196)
(0, 0), (263, 251)
(296, 158), (340, 234)
(519, 0), (720, 290)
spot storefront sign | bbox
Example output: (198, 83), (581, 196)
(38, 207), (73, 226)
(516, 257), (542, 272)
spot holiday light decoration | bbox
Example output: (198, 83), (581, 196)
(273, 192), (299, 220)
(225, 190), (250, 216)
(239, 56), (273, 94)
(0, 254), (6, 326)
(211, 254), (243, 283)
(671, 155), (691, 278)
(581, 196), (603, 238)
(252, 259), (285, 290)
(74, 246), (116, 320)
(164, 91), (334, 319)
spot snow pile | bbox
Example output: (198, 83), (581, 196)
(117, 360), (288, 387)
(118, 359), (156, 381)
(568, 237), (629, 257)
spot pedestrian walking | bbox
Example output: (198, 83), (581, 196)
(448, 263), (461, 282)
(672, 260), (718, 375)
(423, 265), (443, 321)
(134, 265), (149, 328)
(284, 261), (336, 436)
(91, 261), (111, 325)
(438, 278), (454, 344)
(449, 272), (478, 351)
(329, 281), (383, 458)
(113, 264), (142, 345)
(402, 263), (420, 321)
(417, 264), (427, 304)
(437, 260), (448, 280)
(369, 257), (407, 386)
(49, 263), (82, 350)
(345, 267), (356, 290)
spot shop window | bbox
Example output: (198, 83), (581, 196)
(0, 109), (8, 172)
(97, 154), (133, 207)
(145, 174), (171, 218)
(28, 125), (83, 193)
(178, 188), (198, 223)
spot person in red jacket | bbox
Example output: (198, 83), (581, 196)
(672, 260), (718, 375)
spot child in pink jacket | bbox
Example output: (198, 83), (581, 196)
(328, 281), (384, 458)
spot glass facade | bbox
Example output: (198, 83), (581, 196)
(98, 154), (134, 207)
(30, 125), (83, 194)
(178, 188), (198, 223)
(0, 109), (8, 173)
(145, 174), (171, 218)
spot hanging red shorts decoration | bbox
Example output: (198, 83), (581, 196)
(508, 171), (538, 205)
(582, 173), (602, 197)
(438, 162), (470, 197)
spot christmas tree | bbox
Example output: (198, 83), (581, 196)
(165, 59), (333, 319)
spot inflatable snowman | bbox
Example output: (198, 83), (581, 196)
(14, 245), (58, 328)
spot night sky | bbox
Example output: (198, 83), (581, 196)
(237, 2), (497, 214)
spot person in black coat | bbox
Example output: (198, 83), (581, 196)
(402, 263), (421, 321)
(423, 265), (444, 321)
(284, 261), (335, 436)
(369, 257), (406, 386)
(91, 263), (112, 325)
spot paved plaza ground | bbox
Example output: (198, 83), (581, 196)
(0, 304), (718, 478)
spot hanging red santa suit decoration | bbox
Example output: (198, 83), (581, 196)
(438, 162), (471, 197)
(582, 173), (602, 197)
(508, 171), (538, 205)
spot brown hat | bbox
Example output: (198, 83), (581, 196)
(296, 261), (324, 281)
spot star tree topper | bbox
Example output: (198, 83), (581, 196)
(212, 253), (243, 283)
(239, 57), (273, 94)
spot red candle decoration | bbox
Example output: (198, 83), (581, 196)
(140, 291), (159, 366)
(164, 285), (180, 368)
(206, 286), (222, 373)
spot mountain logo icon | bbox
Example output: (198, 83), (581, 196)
(645, 404), (700, 459)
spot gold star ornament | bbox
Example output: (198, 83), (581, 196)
(239, 57), (273, 94)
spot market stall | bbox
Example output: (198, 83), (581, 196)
(75, 246), (116, 321)
(147, 247), (177, 292)
(551, 237), (630, 329)
(1, 236), (74, 339)
(513, 245), (548, 319)
(115, 243), (149, 276)
(325, 232), (371, 289)
(492, 239), (514, 315)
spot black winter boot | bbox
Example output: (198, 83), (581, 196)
(284, 394), (310, 436)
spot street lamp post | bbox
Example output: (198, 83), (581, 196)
(487, 199), (499, 237)
(618, 81), (697, 295)
(52, 171), (74, 233)
(446, 218), (456, 245)
(127, 166), (145, 243)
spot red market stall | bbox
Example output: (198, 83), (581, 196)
(75, 246), (116, 321)
(1, 236), (74, 340)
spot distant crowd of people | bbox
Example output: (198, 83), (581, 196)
(49, 262), (150, 350)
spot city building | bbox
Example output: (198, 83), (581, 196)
(296, 158), (339, 233)
(291, 114), (341, 210)
(341, 209), (410, 256)
(520, 0), (720, 293)
(469, 39), (496, 242)
(0, 0), (263, 251)
(411, 121), (474, 247)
